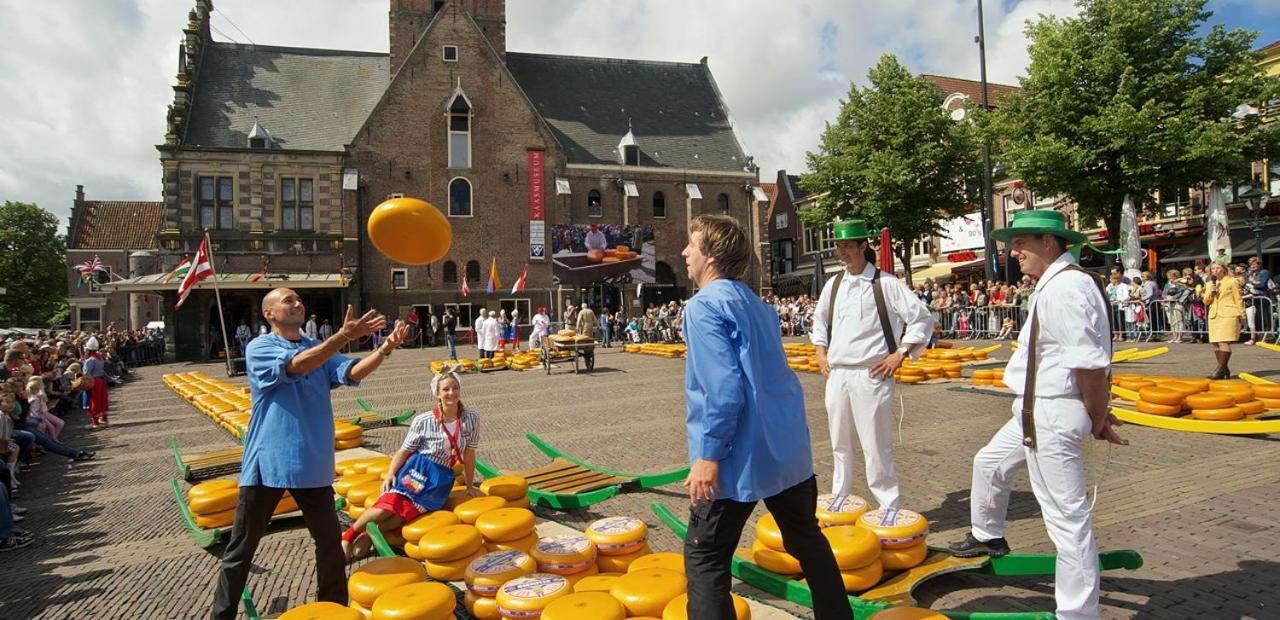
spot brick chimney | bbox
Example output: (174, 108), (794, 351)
(390, 0), (506, 75)
(465, 0), (506, 59)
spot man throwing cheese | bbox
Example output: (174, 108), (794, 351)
(812, 220), (933, 510)
(948, 210), (1126, 620)
(681, 215), (850, 620)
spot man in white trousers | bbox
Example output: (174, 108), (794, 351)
(812, 219), (933, 509)
(949, 209), (1127, 620)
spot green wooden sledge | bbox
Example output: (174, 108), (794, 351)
(171, 478), (347, 548)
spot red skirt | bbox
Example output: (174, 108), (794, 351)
(88, 377), (110, 414)
(371, 492), (423, 523)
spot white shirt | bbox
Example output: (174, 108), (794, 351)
(585, 230), (607, 251)
(480, 317), (501, 350)
(1003, 253), (1111, 399)
(811, 264), (934, 367)
(304, 320), (318, 339)
(532, 313), (550, 336)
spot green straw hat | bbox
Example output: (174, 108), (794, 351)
(831, 219), (876, 241)
(990, 209), (1087, 245)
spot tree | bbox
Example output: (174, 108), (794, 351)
(801, 54), (982, 281)
(0, 201), (68, 326)
(992, 0), (1280, 246)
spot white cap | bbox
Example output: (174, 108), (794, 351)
(85, 337), (100, 351)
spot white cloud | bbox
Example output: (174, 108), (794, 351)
(0, 0), (1090, 227)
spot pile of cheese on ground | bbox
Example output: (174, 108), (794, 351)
(1116, 375), (1279, 420)
(969, 368), (1007, 388)
(621, 343), (687, 359)
(185, 479), (298, 530)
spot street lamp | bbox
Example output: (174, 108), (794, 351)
(1239, 185), (1266, 260)
(976, 0), (998, 281)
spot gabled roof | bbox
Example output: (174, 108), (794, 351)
(1257, 39), (1280, 54)
(785, 174), (809, 202)
(184, 42), (388, 151)
(70, 202), (164, 250)
(505, 52), (750, 172)
(921, 74), (1021, 108)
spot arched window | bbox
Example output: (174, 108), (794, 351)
(442, 261), (458, 283)
(588, 189), (602, 218)
(652, 191), (666, 218)
(465, 260), (481, 282)
(448, 93), (471, 168)
(449, 177), (472, 217)
(717, 193), (730, 214)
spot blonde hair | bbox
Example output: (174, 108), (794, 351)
(26, 376), (44, 394)
(690, 214), (752, 281)
(430, 370), (462, 398)
(66, 362), (82, 374)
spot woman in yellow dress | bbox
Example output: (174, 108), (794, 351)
(1204, 261), (1243, 379)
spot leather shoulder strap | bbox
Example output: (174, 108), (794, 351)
(871, 269), (897, 352)
(825, 274), (842, 337)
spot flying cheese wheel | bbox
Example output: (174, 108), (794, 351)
(485, 530), (539, 554)
(335, 473), (383, 497)
(417, 524), (484, 562)
(480, 476), (529, 501)
(881, 540), (929, 570)
(402, 511), (461, 543)
(754, 513), (786, 551)
(1135, 400), (1182, 416)
(466, 550), (538, 596)
(187, 479), (238, 502)
(367, 197), (452, 265)
(610, 568), (688, 618)
(497, 573), (572, 616)
(475, 508), (536, 543)
(465, 589), (502, 620)
(857, 508), (928, 549)
(195, 508), (236, 529)
(816, 494), (870, 527)
(540, 591), (626, 620)
(1191, 406), (1244, 421)
(279, 602), (363, 620)
(1184, 392), (1235, 410)
(661, 593), (751, 620)
(867, 608), (948, 620)
(596, 542), (650, 573)
(189, 487), (239, 515)
(838, 558), (884, 592)
(751, 539), (802, 575)
(370, 582), (455, 620)
(1137, 386), (1184, 407)
(347, 556), (430, 607)
(585, 516), (649, 555)
(425, 545), (486, 582)
(532, 535), (598, 574)
(821, 525), (881, 570)
(347, 482), (384, 507)
(627, 552), (684, 574)
(1252, 384), (1280, 399)
(573, 573), (621, 594)
(454, 496), (508, 524)
(1237, 400), (1265, 415)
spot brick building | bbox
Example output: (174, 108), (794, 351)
(108, 0), (767, 362)
(65, 186), (165, 331)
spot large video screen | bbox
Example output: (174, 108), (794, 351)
(550, 224), (656, 286)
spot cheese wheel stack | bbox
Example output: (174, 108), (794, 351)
(347, 557), (430, 614)
(991, 368), (1006, 389)
(531, 535), (599, 587)
(186, 480), (294, 529)
(401, 511), (461, 560)
(476, 508), (538, 554)
(417, 524), (486, 581)
(481, 475), (533, 511)
(455, 496), (510, 525)
(586, 517), (650, 573)
(337, 456), (392, 477)
(1134, 385), (1187, 417)
(610, 568), (688, 617)
(1253, 383), (1280, 410)
(334, 420), (364, 450)
(857, 508), (929, 570)
(370, 582), (456, 620)
(750, 512), (800, 575)
(821, 525), (883, 592)
(496, 573), (572, 619)
(463, 549), (538, 618)
(971, 369), (995, 386)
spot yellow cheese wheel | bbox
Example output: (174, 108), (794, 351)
(1135, 400), (1182, 416)
(839, 558), (884, 592)
(1116, 379), (1155, 391)
(347, 482), (384, 507)
(816, 494), (870, 527)
(1137, 386), (1184, 407)
(365, 462), (391, 478)
(754, 513), (785, 551)
(347, 556), (430, 607)
(898, 376), (923, 384)
(189, 487), (239, 515)
(370, 582), (455, 620)
(466, 550), (538, 596)
(480, 475), (529, 501)
(751, 540), (801, 575)
(401, 511), (461, 543)
(540, 591), (625, 620)
(453, 496), (508, 524)
(867, 607), (947, 619)
(1191, 406), (1244, 421)
(1210, 379), (1251, 390)
(505, 496), (532, 511)
(899, 368), (925, 378)
(857, 508), (928, 549)
(627, 552), (684, 574)
(562, 563), (600, 588)
(334, 437), (364, 450)
(821, 525), (881, 570)
(972, 369), (995, 379)
(1252, 384), (1280, 399)
(464, 589), (502, 620)
(1184, 392), (1236, 410)
(417, 524), (485, 562)
(403, 541), (424, 560)
(1161, 381), (1206, 396)
(1259, 396), (1280, 410)
(496, 574), (572, 615)
(334, 425), (363, 441)
(347, 505), (365, 520)
(531, 535), (598, 575)
(195, 508), (236, 529)
(335, 473), (383, 497)
(188, 479), (238, 502)
(596, 542), (650, 573)
(279, 602), (363, 620)
(660, 593), (750, 620)
(572, 574), (621, 594)
(972, 378), (993, 386)
(1211, 385), (1255, 404)
(475, 508), (536, 543)
(274, 494), (300, 515)
(485, 530), (539, 554)
(610, 568), (688, 618)
(881, 541), (929, 570)
(585, 516), (649, 555)
(425, 545), (486, 582)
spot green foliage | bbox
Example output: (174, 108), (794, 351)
(800, 54), (982, 272)
(0, 201), (68, 326)
(992, 0), (1280, 244)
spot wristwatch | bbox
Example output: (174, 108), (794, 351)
(896, 346), (910, 356)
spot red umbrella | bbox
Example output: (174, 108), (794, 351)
(879, 227), (894, 272)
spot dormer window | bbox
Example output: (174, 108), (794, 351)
(443, 45), (458, 62)
(617, 124), (639, 166)
(247, 118), (272, 149)
(446, 86), (473, 169)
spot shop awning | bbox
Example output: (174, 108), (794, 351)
(100, 272), (349, 293)
(1159, 224), (1280, 263)
(911, 258), (984, 282)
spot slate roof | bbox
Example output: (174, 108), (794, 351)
(505, 52), (750, 172)
(184, 42), (388, 151)
(70, 202), (164, 250)
(785, 174), (809, 202)
(922, 74), (1021, 108)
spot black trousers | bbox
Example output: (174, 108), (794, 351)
(684, 476), (852, 620)
(210, 485), (346, 619)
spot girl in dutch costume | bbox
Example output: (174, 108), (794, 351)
(342, 370), (480, 559)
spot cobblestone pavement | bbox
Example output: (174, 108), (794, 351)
(2, 338), (1277, 619)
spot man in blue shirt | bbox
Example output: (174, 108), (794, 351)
(681, 215), (851, 620)
(211, 288), (409, 619)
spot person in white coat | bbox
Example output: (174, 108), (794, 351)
(473, 309), (491, 358)
(948, 209), (1127, 620)
(811, 219), (933, 510)
(480, 310), (501, 359)
(530, 307), (551, 350)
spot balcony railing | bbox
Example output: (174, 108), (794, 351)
(157, 230), (346, 255)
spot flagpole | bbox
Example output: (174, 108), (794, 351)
(202, 230), (235, 377)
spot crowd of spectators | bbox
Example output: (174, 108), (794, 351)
(560, 301), (686, 346)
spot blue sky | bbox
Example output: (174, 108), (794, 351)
(1208, 0), (1280, 48)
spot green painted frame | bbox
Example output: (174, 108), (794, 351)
(525, 433), (689, 489)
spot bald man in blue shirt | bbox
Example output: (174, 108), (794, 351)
(680, 216), (851, 620)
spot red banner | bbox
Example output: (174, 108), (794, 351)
(527, 150), (544, 221)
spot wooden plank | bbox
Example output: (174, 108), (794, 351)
(551, 475), (632, 494)
(538, 471), (624, 492)
(521, 466), (591, 485)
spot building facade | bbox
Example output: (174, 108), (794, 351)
(65, 185), (165, 331)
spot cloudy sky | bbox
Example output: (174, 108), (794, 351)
(1, 0), (1277, 227)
